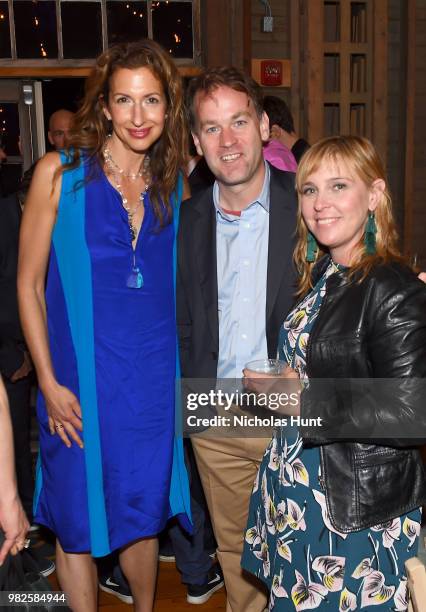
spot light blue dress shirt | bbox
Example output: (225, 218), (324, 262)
(214, 164), (270, 379)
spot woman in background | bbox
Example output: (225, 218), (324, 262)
(18, 40), (190, 611)
(0, 376), (29, 567)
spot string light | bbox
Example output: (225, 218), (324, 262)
(174, 34), (181, 43)
(34, 16), (39, 26)
(0, 13), (5, 20)
(40, 43), (47, 57)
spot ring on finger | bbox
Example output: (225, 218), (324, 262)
(55, 423), (64, 430)
(23, 538), (31, 549)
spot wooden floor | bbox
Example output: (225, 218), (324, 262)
(49, 560), (226, 611)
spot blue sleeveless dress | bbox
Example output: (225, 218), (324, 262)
(33, 157), (191, 557)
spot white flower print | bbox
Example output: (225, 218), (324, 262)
(284, 458), (309, 488)
(284, 498), (307, 531)
(371, 518), (401, 549)
(284, 310), (309, 355)
(393, 577), (409, 611)
(311, 555), (346, 592)
(265, 496), (277, 535)
(402, 516), (421, 549)
(253, 541), (270, 578)
(351, 557), (373, 579)
(245, 525), (261, 547)
(272, 569), (289, 599)
(312, 489), (348, 539)
(339, 587), (357, 611)
(275, 500), (287, 533)
(291, 569), (328, 610)
(277, 536), (293, 563)
(268, 436), (280, 472)
(360, 570), (395, 607)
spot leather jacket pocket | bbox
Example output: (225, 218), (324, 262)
(355, 448), (425, 529)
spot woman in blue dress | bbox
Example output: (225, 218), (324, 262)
(242, 136), (426, 610)
(18, 40), (191, 611)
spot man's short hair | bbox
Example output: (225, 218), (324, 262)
(263, 95), (294, 134)
(186, 66), (264, 131)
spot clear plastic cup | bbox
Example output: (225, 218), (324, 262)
(244, 359), (287, 376)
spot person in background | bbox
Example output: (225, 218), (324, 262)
(18, 40), (192, 612)
(242, 135), (426, 610)
(47, 109), (75, 151)
(262, 98), (297, 173)
(0, 170), (34, 527)
(263, 95), (310, 164)
(0, 145), (7, 196)
(0, 375), (29, 567)
(0, 167), (56, 578)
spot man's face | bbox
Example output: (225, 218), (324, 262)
(191, 86), (269, 188)
(48, 111), (74, 150)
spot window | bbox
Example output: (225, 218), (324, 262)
(0, 2), (12, 58)
(13, 1), (58, 59)
(0, 0), (200, 63)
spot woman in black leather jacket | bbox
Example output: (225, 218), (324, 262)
(242, 136), (426, 611)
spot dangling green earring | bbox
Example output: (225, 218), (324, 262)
(306, 232), (319, 262)
(364, 211), (377, 255)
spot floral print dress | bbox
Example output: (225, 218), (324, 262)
(241, 261), (420, 611)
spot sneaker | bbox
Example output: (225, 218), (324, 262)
(158, 553), (176, 563)
(26, 549), (56, 578)
(37, 557), (56, 578)
(99, 574), (133, 604)
(187, 564), (224, 605)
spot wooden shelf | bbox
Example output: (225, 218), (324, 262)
(291, 0), (387, 153)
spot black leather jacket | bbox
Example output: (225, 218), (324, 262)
(300, 257), (426, 533)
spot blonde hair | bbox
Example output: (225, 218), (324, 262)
(294, 135), (405, 296)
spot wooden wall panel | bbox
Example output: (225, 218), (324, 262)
(404, 0), (426, 267)
(201, 0), (250, 69)
(250, 0), (291, 101)
(250, 0), (291, 59)
(387, 0), (406, 234)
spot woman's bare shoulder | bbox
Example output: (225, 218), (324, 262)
(33, 151), (63, 179)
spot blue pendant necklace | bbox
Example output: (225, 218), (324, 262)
(103, 143), (150, 289)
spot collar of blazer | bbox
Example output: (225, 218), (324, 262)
(185, 164), (297, 351)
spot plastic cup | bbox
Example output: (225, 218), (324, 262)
(244, 359), (287, 376)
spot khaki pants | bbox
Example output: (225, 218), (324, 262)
(192, 434), (270, 612)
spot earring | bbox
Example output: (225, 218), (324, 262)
(306, 232), (319, 263)
(364, 211), (377, 255)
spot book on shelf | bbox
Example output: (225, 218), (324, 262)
(324, 54), (340, 92)
(350, 104), (366, 136)
(351, 2), (367, 43)
(324, 2), (340, 43)
(350, 54), (366, 93)
(324, 104), (340, 136)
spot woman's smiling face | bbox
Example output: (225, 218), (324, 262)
(300, 158), (383, 265)
(103, 66), (167, 154)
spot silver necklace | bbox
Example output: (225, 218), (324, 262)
(103, 136), (149, 180)
(102, 145), (151, 289)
